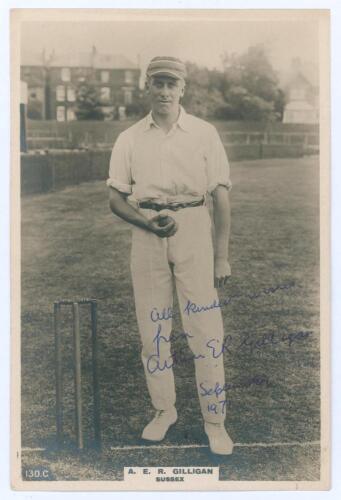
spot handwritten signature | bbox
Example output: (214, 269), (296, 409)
(207, 400), (232, 416)
(204, 375), (272, 415)
(146, 323), (312, 374)
(150, 282), (296, 322)
(199, 374), (271, 398)
(147, 324), (204, 374)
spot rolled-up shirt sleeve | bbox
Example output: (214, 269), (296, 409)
(106, 132), (133, 194)
(206, 126), (232, 194)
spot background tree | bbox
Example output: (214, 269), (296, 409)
(182, 62), (226, 118)
(182, 45), (286, 122)
(126, 90), (150, 118)
(75, 83), (104, 120)
(220, 45), (285, 121)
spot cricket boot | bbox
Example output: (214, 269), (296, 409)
(204, 422), (234, 455)
(142, 407), (177, 441)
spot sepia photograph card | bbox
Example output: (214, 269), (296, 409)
(10, 7), (330, 491)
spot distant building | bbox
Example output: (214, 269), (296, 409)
(21, 47), (141, 121)
(282, 59), (319, 124)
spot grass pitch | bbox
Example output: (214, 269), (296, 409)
(20, 156), (320, 482)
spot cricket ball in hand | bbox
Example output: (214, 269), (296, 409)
(158, 215), (172, 227)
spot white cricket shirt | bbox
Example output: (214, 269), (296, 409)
(106, 106), (232, 204)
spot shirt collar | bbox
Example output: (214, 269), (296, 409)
(144, 106), (189, 132)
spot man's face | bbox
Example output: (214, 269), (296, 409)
(147, 75), (185, 115)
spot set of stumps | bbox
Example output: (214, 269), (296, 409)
(53, 299), (101, 450)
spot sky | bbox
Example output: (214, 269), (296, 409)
(20, 18), (319, 79)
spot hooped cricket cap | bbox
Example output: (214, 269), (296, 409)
(146, 56), (187, 81)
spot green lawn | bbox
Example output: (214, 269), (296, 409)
(20, 156), (320, 482)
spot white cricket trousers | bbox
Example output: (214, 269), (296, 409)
(130, 204), (227, 423)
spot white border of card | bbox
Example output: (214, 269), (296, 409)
(10, 8), (330, 491)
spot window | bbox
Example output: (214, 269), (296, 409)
(125, 70), (134, 84)
(101, 71), (110, 83)
(67, 87), (76, 102)
(56, 106), (65, 122)
(124, 89), (132, 105)
(61, 68), (71, 82)
(66, 108), (76, 121)
(100, 87), (111, 100)
(76, 68), (86, 82)
(56, 85), (65, 101)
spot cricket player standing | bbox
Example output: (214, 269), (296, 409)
(107, 56), (233, 455)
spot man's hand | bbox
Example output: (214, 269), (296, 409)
(108, 188), (179, 237)
(148, 214), (178, 238)
(214, 258), (231, 288)
(211, 186), (231, 288)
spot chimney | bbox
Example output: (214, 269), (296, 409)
(91, 45), (97, 68)
(46, 49), (55, 67)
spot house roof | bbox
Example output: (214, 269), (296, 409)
(285, 101), (315, 111)
(288, 72), (312, 89)
(48, 52), (93, 68)
(21, 50), (138, 69)
(93, 53), (137, 70)
(280, 59), (319, 90)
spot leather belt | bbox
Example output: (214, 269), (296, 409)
(139, 198), (204, 212)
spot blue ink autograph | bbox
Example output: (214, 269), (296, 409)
(199, 374), (271, 398)
(150, 307), (174, 323)
(183, 282), (296, 317)
(152, 323), (194, 357)
(236, 330), (312, 355)
(202, 375), (271, 416)
(150, 282), (296, 322)
(147, 324), (204, 374)
(207, 399), (231, 416)
(146, 323), (312, 374)
(205, 375), (272, 415)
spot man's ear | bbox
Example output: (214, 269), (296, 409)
(145, 77), (151, 94)
(180, 83), (185, 98)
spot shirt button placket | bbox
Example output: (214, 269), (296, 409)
(160, 136), (168, 197)
(165, 133), (176, 196)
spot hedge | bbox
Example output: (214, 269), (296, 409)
(21, 143), (305, 195)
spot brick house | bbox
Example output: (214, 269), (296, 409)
(21, 47), (141, 121)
